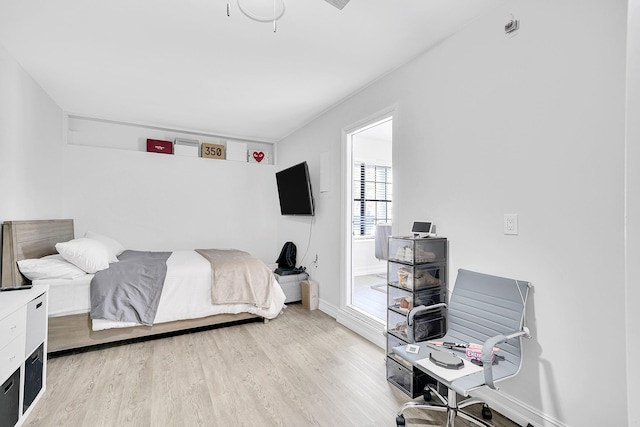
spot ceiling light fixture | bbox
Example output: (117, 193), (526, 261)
(227, 0), (286, 33)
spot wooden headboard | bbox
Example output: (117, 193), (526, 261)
(1, 219), (74, 288)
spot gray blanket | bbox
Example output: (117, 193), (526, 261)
(90, 250), (171, 326)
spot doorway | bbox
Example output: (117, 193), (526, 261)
(347, 117), (393, 323)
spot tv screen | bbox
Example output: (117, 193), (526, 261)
(276, 161), (315, 216)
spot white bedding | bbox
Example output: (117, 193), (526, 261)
(37, 250), (286, 330)
(38, 274), (93, 317)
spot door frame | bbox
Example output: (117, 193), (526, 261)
(337, 105), (397, 348)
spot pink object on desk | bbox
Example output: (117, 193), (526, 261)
(466, 347), (494, 362)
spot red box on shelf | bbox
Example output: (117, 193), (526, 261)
(146, 139), (173, 154)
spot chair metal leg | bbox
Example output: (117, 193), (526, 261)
(396, 400), (448, 425)
(447, 407), (457, 427)
(397, 400), (448, 415)
(457, 409), (493, 427)
(445, 388), (459, 427)
(426, 384), (447, 405)
(457, 397), (484, 409)
(397, 386), (493, 427)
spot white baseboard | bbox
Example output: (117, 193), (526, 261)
(471, 387), (569, 427)
(337, 312), (386, 349)
(318, 298), (340, 319)
(319, 299), (386, 349)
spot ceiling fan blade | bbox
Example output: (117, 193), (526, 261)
(324, 0), (351, 10)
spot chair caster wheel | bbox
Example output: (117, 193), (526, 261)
(423, 386), (432, 401)
(396, 415), (406, 426)
(481, 403), (493, 420)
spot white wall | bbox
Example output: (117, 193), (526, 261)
(0, 43), (281, 265)
(57, 119), (280, 262)
(277, 2), (629, 426)
(55, 144), (280, 261)
(626, 1), (640, 425)
(352, 134), (392, 166)
(0, 43), (64, 223)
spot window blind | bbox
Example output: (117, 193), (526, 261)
(352, 163), (392, 237)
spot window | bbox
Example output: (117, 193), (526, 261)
(352, 163), (392, 237)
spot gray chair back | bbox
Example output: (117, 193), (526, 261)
(446, 269), (530, 369)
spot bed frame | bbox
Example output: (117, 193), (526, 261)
(1, 219), (262, 355)
(2, 219), (74, 288)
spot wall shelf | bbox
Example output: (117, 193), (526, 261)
(64, 114), (276, 164)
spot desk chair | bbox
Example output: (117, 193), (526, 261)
(394, 269), (531, 427)
(374, 223), (392, 261)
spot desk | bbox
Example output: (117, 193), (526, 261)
(393, 343), (484, 393)
(392, 340), (519, 398)
(393, 341), (498, 427)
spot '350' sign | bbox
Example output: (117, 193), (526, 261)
(201, 143), (225, 159)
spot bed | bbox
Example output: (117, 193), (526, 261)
(1, 219), (286, 355)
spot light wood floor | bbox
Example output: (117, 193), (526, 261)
(25, 304), (519, 427)
(353, 273), (387, 320)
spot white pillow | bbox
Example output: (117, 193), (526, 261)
(55, 238), (112, 274)
(17, 254), (87, 281)
(84, 231), (125, 260)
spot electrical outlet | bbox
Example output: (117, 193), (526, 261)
(504, 214), (519, 235)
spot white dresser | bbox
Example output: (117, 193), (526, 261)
(0, 285), (48, 427)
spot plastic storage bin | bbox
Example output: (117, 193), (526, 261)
(385, 235), (448, 398)
(386, 332), (407, 359)
(386, 356), (434, 398)
(388, 237), (447, 264)
(388, 262), (445, 291)
(387, 307), (446, 343)
(388, 285), (447, 314)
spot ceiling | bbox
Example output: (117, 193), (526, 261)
(0, 0), (505, 143)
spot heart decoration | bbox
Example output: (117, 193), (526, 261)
(252, 151), (265, 163)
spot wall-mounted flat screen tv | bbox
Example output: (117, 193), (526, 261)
(276, 161), (315, 216)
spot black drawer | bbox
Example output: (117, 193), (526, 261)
(0, 368), (20, 427)
(386, 356), (435, 398)
(23, 343), (44, 414)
